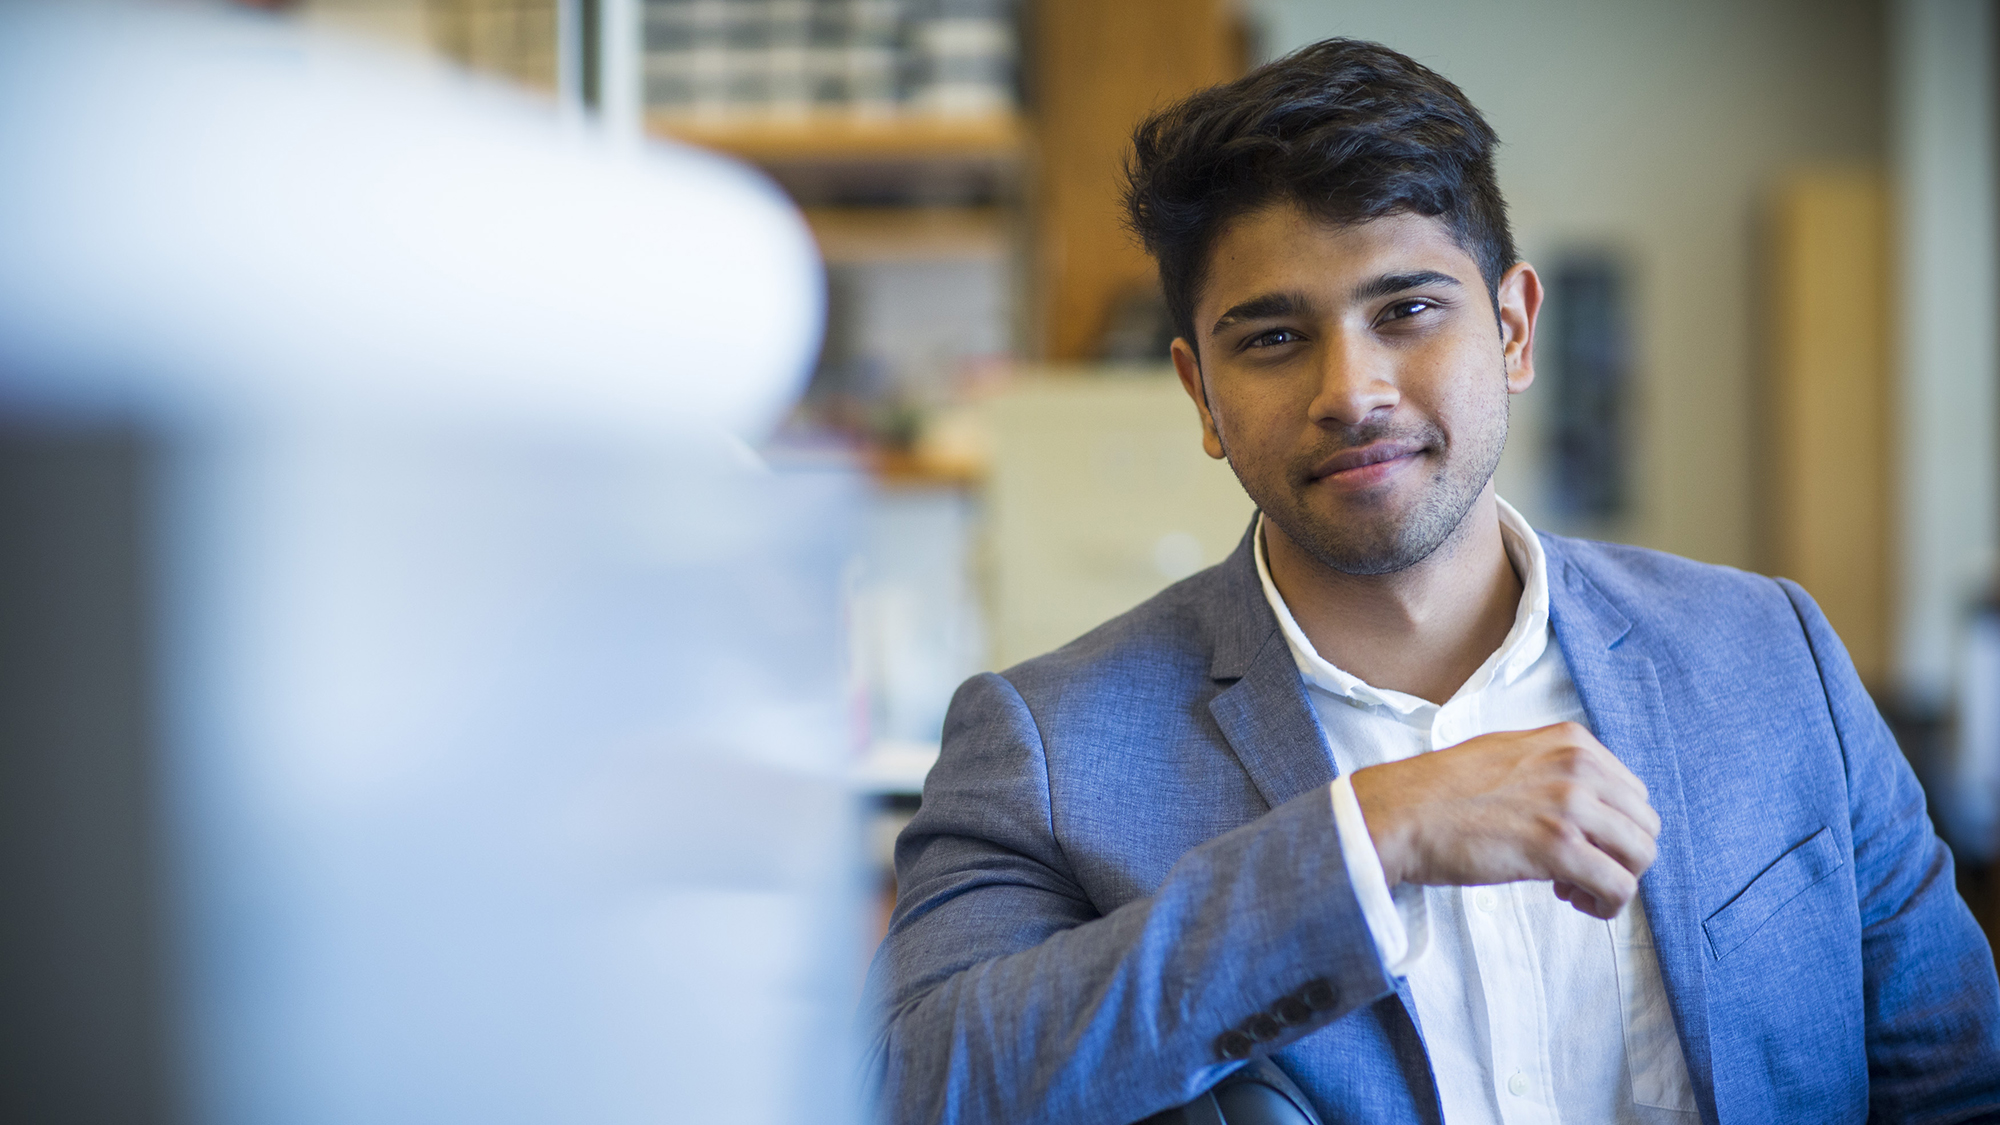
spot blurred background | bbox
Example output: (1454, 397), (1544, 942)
(4, 0), (1998, 1122)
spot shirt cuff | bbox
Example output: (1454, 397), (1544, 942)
(1329, 774), (1429, 976)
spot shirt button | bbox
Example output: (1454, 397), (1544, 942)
(1507, 1072), (1529, 1097)
(1475, 888), (1498, 913)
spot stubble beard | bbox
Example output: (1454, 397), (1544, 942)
(1226, 399), (1509, 578)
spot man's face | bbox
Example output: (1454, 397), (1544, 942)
(1171, 204), (1540, 576)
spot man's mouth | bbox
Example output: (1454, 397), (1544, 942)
(1307, 439), (1427, 486)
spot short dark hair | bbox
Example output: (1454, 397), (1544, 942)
(1123, 38), (1517, 348)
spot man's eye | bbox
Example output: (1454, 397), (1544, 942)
(1246, 328), (1303, 348)
(1382, 299), (1435, 321)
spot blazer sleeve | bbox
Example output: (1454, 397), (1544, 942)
(859, 671), (1396, 1125)
(1779, 579), (2000, 1122)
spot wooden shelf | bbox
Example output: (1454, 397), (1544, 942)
(868, 447), (984, 488)
(648, 111), (1025, 164)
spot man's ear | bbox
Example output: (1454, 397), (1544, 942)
(1497, 261), (1543, 394)
(1171, 336), (1228, 461)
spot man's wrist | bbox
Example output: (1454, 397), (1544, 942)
(1328, 774), (1411, 969)
(1348, 765), (1409, 888)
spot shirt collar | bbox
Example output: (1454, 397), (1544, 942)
(1253, 496), (1551, 713)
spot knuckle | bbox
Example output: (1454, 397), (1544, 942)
(1536, 813), (1584, 851)
(1544, 746), (1585, 777)
(1530, 814), (1562, 849)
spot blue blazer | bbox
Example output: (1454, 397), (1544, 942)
(863, 528), (2000, 1124)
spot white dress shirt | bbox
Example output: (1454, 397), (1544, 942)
(1254, 499), (1698, 1123)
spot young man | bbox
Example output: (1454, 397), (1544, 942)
(863, 39), (2000, 1125)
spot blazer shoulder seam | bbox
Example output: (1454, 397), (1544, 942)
(1772, 577), (1857, 791)
(994, 667), (1077, 879)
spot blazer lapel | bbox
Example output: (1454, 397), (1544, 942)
(1208, 630), (1339, 810)
(1545, 536), (1719, 1123)
(1202, 522), (1441, 1123)
(1202, 523), (1338, 811)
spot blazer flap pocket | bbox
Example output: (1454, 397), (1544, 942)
(1702, 826), (1844, 960)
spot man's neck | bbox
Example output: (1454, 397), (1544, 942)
(1264, 488), (1524, 706)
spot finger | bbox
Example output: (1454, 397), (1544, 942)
(1576, 776), (1656, 852)
(1562, 878), (1626, 920)
(1553, 880), (1605, 918)
(1531, 723), (1654, 822)
(1568, 794), (1660, 878)
(1574, 737), (1654, 816)
(1600, 780), (1664, 840)
(1542, 826), (1639, 919)
(1559, 741), (1659, 837)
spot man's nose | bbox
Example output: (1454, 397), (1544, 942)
(1308, 334), (1399, 427)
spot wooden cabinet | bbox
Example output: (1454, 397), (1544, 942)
(1029, 0), (1246, 360)
(1762, 170), (1893, 690)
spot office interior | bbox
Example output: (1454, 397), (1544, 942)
(2, 1), (1996, 1122)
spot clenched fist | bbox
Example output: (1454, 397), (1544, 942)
(1348, 721), (1661, 919)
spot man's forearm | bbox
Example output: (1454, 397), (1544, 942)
(865, 783), (1394, 1125)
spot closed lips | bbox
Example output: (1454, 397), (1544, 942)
(1311, 441), (1424, 479)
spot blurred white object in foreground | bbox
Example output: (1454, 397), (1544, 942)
(0, 1), (820, 439)
(158, 435), (861, 1125)
(0, 5), (858, 1125)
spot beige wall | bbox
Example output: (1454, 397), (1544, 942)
(1246, 0), (1886, 569)
(982, 370), (1255, 667)
(296, 0), (433, 47)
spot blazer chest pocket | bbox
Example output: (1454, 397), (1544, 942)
(1702, 825), (1845, 960)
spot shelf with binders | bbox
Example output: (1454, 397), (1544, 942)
(642, 0), (1025, 206)
(648, 109), (1024, 166)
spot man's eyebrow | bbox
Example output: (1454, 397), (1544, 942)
(1207, 272), (1465, 337)
(1209, 291), (1308, 337)
(1350, 270), (1463, 303)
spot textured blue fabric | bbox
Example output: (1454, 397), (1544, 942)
(861, 526), (2000, 1124)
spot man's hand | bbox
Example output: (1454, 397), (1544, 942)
(1348, 721), (1661, 920)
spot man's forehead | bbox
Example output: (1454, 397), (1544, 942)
(1197, 207), (1474, 319)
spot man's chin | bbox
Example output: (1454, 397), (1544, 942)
(1317, 539), (1434, 577)
(1271, 508), (1431, 577)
